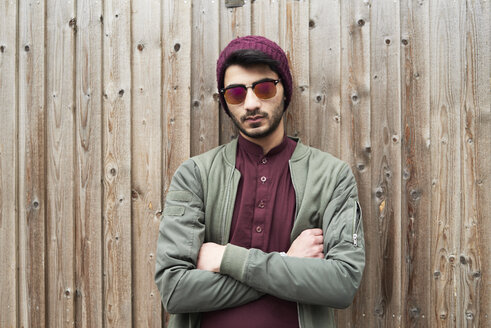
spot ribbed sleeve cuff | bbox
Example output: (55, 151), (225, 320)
(219, 243), (249, 282)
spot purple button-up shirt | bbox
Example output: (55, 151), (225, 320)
(201, 134), (299, 328)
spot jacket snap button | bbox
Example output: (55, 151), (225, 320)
(256, 226), (262, 233)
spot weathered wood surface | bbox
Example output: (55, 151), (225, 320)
(191, 0), (220, 156)
(338, 1), (372, 326)
(1, 1), (489, 327)
(102, 0), (132, 326)
(74, 0), (103, 326)
(18, 0), (47, 326)
(0, 1), (17, 326)
(46, 0), (76, 326)
(132, 0), (163, 327)
(400, 0), (431, 326)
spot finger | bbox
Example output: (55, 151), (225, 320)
(309, 228), (323, 236)
(314, 235), (324, 244)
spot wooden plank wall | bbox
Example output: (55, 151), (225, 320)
(0, 0), (489, 327)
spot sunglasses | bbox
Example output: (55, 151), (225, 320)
(220, 78), (281, 105)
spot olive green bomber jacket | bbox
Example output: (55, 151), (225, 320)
(155, 137), (365, 328)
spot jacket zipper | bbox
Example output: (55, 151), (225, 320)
(352, 200), (360, 247)
(289, 160), (302, 328)
(220, 166), (234, 244)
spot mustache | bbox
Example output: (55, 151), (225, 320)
(240, 110), (268, 122)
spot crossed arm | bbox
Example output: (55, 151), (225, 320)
(155, 159), (365, 314)
(197, 228), (324, 272)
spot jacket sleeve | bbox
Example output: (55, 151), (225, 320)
(219, 164), (365, 309)
(154, 159), (264, 314)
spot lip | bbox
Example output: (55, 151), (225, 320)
(245, 115), (264, 123)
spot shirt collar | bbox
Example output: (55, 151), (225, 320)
(237, 133), (289, 157)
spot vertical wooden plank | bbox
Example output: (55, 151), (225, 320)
(338, 0), (371, 326)
(429, 0), (463, 326)
(102, 0), (132, 326)
(74, 0), (103, 326)
(460, 0), (490, 327)
(0, 0), (18, 326)
(131, 0), (162, 326)
(45, 0), (76, 326)
(162, 2), (192, 324)
(162, 0), (192, 191)
(251, 0), (280, 43)
(18, 0), (46, 326)
(279, 0), (310, 144)
(473, 1), (491, 326)
(219, 0), (251, 145)
(400, 0), (431, 326)
(370, 1), (402, 327)
(191, 0), (220, 156)
(308, 0), (341, 155)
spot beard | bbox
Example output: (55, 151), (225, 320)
(229, 102), (284, 139)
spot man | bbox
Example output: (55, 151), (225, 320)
(155, 35), (365, 328)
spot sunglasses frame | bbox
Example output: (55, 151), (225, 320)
(220, 78), (281, 104)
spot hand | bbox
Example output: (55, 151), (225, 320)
(197, 242), (226, 272)
(287, 228), (324, 259)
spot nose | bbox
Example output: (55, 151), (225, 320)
(243, 88), (261, 111)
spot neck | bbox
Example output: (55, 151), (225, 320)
(240, 118), (285, 154)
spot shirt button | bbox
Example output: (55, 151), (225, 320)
(256, 226), (262, 233)
(258, 201), (265, 208)
(261, 158), (268, 164)
(260, 176), (267, 183)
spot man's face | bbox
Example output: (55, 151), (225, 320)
(223, 64), (285, 139)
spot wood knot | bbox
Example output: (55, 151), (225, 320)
(174, 43), (181, 52)
(131, 189), (138, 200)
(401, 38), (408, 46)
(385, 38), (391, 45)
(448, 255), (456, 263)
(460, 255), (467, 265)
(137, 43), (144, 51)
(465, 312), (474, 320)
(0, 45), (5, 53)
(33, 200), (40, 208)
(193, 100), (200, 107)
(357, 19), (365, 26)
(351, 94), (359, 103)
(64, 288), (71, 297)
(309, 19), (316, 29)
(409, 307), (420, 318)
(118, 89), (125, 97)
(433, 271), (441, 278)
(24, 45), (30, 52)
(213, 93), (219, 102)
(472, 271), (481, 278)
(110, 168), (117, 176)
(357, 163), (366, 171)
(315, 95), (322, 103)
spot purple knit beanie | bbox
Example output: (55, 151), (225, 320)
(216, 35), (292, 116)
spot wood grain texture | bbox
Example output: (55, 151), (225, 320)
(102, 0), (132, 326)
(279, 0), (310, 143)
(460, 1), (490, 327)
(74, 0), (103, 326)
(370, 1), (402, 326)
(473, 1), (491, 325)
(0, 0), (18, 326)
(338, 1), (371, 326)
(18, 0), (47, 326)
(162, 0), (192, 195)
(46, 0), (76, 326)
(400, 0), (431, 326)
(308, 0), (341, 156)
(191, 0), (220, 157)
(131, 0), (162, 326)
(218, 0), (251, 144)
(251, 0), (280, 43)
(430, 0), (463, 326)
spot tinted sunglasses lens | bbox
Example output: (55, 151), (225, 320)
(224, 87), (246, 104)
(254, 81), (277, 99)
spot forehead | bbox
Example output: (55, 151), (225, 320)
(224, 64), (279, 86)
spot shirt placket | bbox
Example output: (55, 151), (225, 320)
(251, 155), (270, 249)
